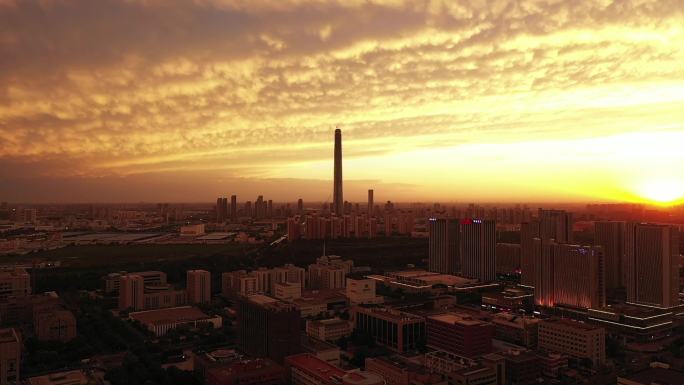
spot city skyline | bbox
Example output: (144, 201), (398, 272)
(2, 1), (684, 204)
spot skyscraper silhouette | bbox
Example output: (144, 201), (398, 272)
(333, 128), (343, 216)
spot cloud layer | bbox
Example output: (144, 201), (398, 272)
(1, 0), (684, 202)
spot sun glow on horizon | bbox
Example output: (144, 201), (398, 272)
(635, 179), (684, 205)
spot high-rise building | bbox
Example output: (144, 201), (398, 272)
(428, 218), (460, 275)
(187, 270), (211, 304)
(216, 197), (228, 223)
(534, 242), (605, 309)
(333, 128), (343, 216)
(230, 195), (237, 222)
(367, 189), (374, 216)
(238, 295), (301, 363)
(297, 198), (304, 214)
(0, 328), (20, 385)
(594, 221), (626, 291)
(119, 274), (145, 311)
(521, 210), (573, 288)
(460, 219), (496, 282)
(520, 221), (540, 287)
(625, 223), (679, 309)
(552, 244), (605, 309)
(538, 209), (573, 243)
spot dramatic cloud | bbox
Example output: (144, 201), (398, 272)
(1, 0), (684, 202)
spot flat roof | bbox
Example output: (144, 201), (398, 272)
(429, 313), (487, 326)
(354, 306), (424, 322)
(620, 368), (684, 384)
(130, 306), (210, 325)
(27, 370), (90, 385)
(542, 318), (603, 332)
(247, 294), (279, 305)
(287, 353), (347, 378)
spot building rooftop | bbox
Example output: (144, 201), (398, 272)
(247, 294), (279, 305)
(354, 306), (425, 322)
(0, 328), (18, 343)
(491, 313), (541, 328)
(129, 306), (210, 325)
(286, 354), (381, 385)
(429, 313), (488, 327)
(27, 369), (100, 385)
(620, 368), (684, 385)
(542, 318), (603, 332)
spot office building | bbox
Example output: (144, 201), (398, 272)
(333, 128), (344, 216)
(187, 270), (211, 304)
(500, 350), (539, 385)
(238, 295), (301, 363)
(346, 277), (383, 305)
(0, 328), (20, 385)
(538, 319), (605, 365)
(351, 306), (425, 353)
(426, 313), (493, 357)
(625, 223), (679, 309)
(594, 221), (626, 291)
(428, 218), (460, 275)
(491, 313), (540, 349)
(460, 219), (496, 282)
(306, 318), (352, 342)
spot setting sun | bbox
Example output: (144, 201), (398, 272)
(635, 179), (684, 205)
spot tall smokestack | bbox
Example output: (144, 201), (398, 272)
(368, 189), (374, 216)
(333, 128), (343, 216)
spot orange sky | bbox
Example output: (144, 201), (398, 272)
(1, 0), (684, 203)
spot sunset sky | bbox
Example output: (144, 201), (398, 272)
(1, 0), (684, 204)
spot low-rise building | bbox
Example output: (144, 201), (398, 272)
(274, 282), (302, 301)
(491, 313), (540, 348)
(617, 368), (684, 385)
(365, 356), (445, 385)
(129, 306), (222, 336)
(35, 309), (77, 342)
(427, 313), (493, 357)
(205, 358), (286, 385)
(27, 369), (105, 385)
(0, 328), (20, 385)
(346, 278), (383, 305)
(538, 319), (605, 366)
(351, 306), (425, 353)
(285, 353), (384, 385)
(300, 334), (341, 366)
(306, 318), (352, 342)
